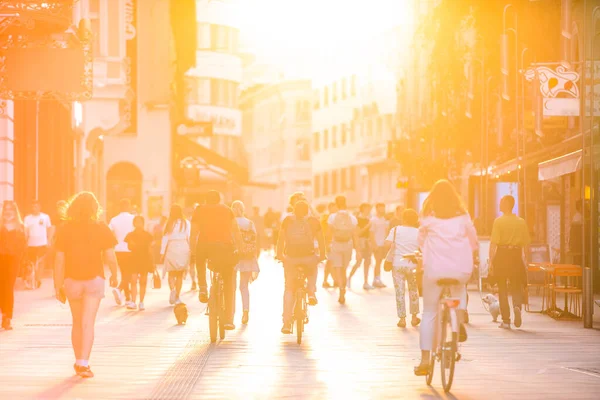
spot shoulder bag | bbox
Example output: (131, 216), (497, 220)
(383, 227), (397, 272)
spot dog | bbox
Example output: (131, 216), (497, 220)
(174, 303), (188, 325)
(482, 293), (500, 322)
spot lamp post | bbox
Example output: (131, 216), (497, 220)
(501, 4), (520, 172)
(520, 46), (530, 222)
(466, 55), (485, 225)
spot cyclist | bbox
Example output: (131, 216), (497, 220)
(192, 190), (244, 330)
(414, 179), (478, 376)
(23, 200), (52, 288)
(277, 200), (326, 334)
(327, 195), (358, 304)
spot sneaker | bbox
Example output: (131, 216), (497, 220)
(242, 311), (249, 325)
(112, 288), (123, 306)
(138, 302), (145, 311)
(224, 323), (235, 330)
(514, 306), (522, 328)
(175, 298), (183, 305)
(373, 279), (386, 288)
(281, 323), (292, 334)
(459, 323), (468, 342)
(397, 318), (406, 328)
(169, 290), (177, 305)
(499, 322), (512, 330)
(74, 365), (94, 378)
(411, 315), (421, 327)
(126, 301), (137, 310)
(363, 283), (374, 290)
(308, 295), (318, 306)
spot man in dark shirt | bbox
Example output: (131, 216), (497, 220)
(191, 190), (243, 330)
(389, 205), (404, 230)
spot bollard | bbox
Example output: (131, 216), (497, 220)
(583, 267), (593, 329)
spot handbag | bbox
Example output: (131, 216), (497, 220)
(152, 269), (162, 289)
(383, 227), (397, 272)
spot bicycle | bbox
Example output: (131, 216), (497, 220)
(292, 264), (310, 344)
(208, 270), (226, 343)
(404, 252), (462, 393)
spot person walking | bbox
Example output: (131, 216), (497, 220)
(370, 203), (389, 288)
(348, 203), (373, 290)
(124, 216), (155, 310)
(328, 196), (358, 304)
(0, 201), (26, 330)
(384, 208), (421, 328)
(232, 201), (260, 325)
(320, 202), (338, 288)
(160, 204), (191, 306)
(414, 180), (478, 376)
(23, 200), (51, 289)
(489, 195), (531, 329)
(53, 192), (119, 378)
(108, 199), (135, 306)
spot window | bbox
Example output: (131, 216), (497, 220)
(197, 23), (211, 49)
(349, 166), (356, 190)
(313, 89), (320, 109)
(350, 121), (356, 142)
(332, 170), (339, 194)
(296, 138), (310, 161)
(209, 79), (238, 108)
(89, 0), (100, 56)
(314, 175), (321, 198)
(350, 75), (357, 96)
(323, 87), (329, 107)
(332, 126), (338, 148)
(376, 117), (383, 138)
(323, 129), (329, 150)
(341, 124), (347, 145)
(341, 168), (348, 190)
(342, 77), (348, 99)
(198, 24), (239, 53)
(323, 173), (329, 196)
(313, 132), (320, 152)
(332, 82), (338, 103)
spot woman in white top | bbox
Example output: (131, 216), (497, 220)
(231, 201), (260, 325)
(160, 204), (191, 305)
(414, 180), (478, 376)
(384, 208), (421, 328)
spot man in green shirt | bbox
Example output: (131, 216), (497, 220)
(489, 195), (531, 329)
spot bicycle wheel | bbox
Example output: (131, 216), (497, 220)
(208, 285), (218, 343)
(425, 352), (435, 386)
(440, 306), (457, 393)
(295, 295), (304, 344)
(218, 281), (226, 340)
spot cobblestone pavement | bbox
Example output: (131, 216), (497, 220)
(1, 254), (599, 399)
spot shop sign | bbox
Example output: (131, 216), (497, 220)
(525, 66), (580, 117)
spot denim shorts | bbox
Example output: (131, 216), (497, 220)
(64, 277), (105, 301)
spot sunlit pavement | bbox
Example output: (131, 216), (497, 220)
(1, 253), (600, 400)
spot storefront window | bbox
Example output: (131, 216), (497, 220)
(197, 23), (240, 53)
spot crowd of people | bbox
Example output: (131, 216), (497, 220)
(0, 178), (533, 381)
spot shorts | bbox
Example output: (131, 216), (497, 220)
(373, 246), (387, 260)
(64, 277), (105, 301)
(357, 238), (372, 259)
(116, 252), (133, 275)
(26, 246), (47, 263)
(329, 241), (353, 269)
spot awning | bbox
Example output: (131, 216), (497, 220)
(173, 135), (278, 189)
(538, 150), (582, 181)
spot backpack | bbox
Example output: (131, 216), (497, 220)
(331, 211), (354, 242)
(240, 221), (257, 259)
(285, 216), (315, 257)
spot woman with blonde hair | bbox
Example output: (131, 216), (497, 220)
(231, 200), (260, 325)
(54, 192), (119, 378)
(0, 201), (26, 330)
(160, 204), (191, 305)
(414, 179), (478, 376)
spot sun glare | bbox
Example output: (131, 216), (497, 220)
(237, 0), (414, 79)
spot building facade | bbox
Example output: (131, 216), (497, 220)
(240, 80), (312, 213)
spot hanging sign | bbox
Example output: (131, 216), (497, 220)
(525, 66), (580, 117)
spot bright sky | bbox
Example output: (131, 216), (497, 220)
(237, 0), (415, 79)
